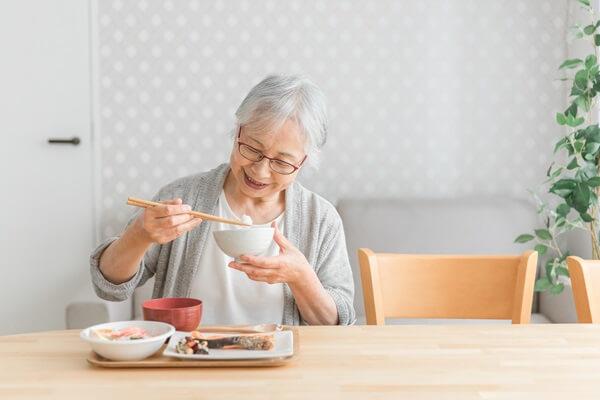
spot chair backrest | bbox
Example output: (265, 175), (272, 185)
(567, 256), (600, 323)
(337, 196), (542, 324)
(358, 249), (538, 325)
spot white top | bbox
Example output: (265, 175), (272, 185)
(189, 190), (285, 325)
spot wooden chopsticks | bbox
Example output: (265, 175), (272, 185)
(126, 197), (252, 227)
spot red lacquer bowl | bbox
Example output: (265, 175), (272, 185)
(142, 297), (203, 332)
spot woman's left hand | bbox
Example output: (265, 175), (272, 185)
(228, 221), (311, 285)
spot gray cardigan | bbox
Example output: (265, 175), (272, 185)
(90, 163), (356, 325)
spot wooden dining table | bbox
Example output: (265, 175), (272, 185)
(1, 324), (600, 399)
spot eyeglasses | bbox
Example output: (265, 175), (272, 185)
(237, 127), (306, 175)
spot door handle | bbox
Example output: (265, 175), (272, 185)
(48, 137), (80, 145)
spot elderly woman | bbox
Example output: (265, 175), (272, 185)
(90, 75), (355, 326)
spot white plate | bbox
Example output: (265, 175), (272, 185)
(163, 330), (293, 360)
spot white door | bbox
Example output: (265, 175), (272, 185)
(0, 0), (96, 334)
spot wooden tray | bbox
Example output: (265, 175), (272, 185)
(86, 327), (299, 368)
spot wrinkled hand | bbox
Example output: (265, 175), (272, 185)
(228, 221), (311, 285)
(135, 198), (202, 245)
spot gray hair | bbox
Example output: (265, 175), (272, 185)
(233, 74), (328, 168)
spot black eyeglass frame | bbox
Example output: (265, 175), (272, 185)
(236, 126), (307, 175)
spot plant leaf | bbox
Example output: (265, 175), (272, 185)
(534, 277), (551, 292)
(576, 161), (598, 181)
(586, 124), (600, 141)
(596, 34), (600, 46)
(546, 161), (555, 177)
(514, 234), (535, 243)
(588, 177), (600, 186)
(554, 137), (569, 153)
(565, 103), (578, 118)
(544, 259), (555, 278)
(573, 182), (591, 212)
(571, 85), (585, 96)
(550, 179), (577, 197)
(584, 24), (596, 35)
(556, 112), (566, 125)
(550, 167), (563, 179)
(575, 69), (589, 89)
(534, 244), (548, 255)
(578, 0), (591, 7)
(550, 282), (565, 295)
(586, 54), (598, 68)
(556, 204), (571, 216)
(571, 117), (586, 127)
(559, 59), (583, 69)
(556, 266), (570, 277)
(585, 142), (600, 155)
(580, 212), (593, 222)
(574, 95), (590, 112)
(567, 157), (579, 170)
(534, 229), (553, 240)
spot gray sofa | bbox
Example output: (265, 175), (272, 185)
(67, 196), (581, 328)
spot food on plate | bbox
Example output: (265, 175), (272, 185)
(175, 331), (275, 355)
(175, 336), (209, 355)
(90, 326), (153, 341)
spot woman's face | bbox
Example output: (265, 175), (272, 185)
(229, 119), (306, 201)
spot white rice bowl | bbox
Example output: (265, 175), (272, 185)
(80, 320), (175, 361)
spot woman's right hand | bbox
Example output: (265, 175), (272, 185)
(134, 198), (203, 245)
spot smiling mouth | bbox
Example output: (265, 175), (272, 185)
(243, 170), (268, 189)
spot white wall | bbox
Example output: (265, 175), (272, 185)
(94, 0), (569, 238)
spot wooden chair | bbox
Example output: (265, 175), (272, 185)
(358, 249), (538, 325)
(567, 256), (600, 323)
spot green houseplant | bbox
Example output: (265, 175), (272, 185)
(516, 0), (600, 295)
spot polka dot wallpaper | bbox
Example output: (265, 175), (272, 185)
(96, 0), (571, 237)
